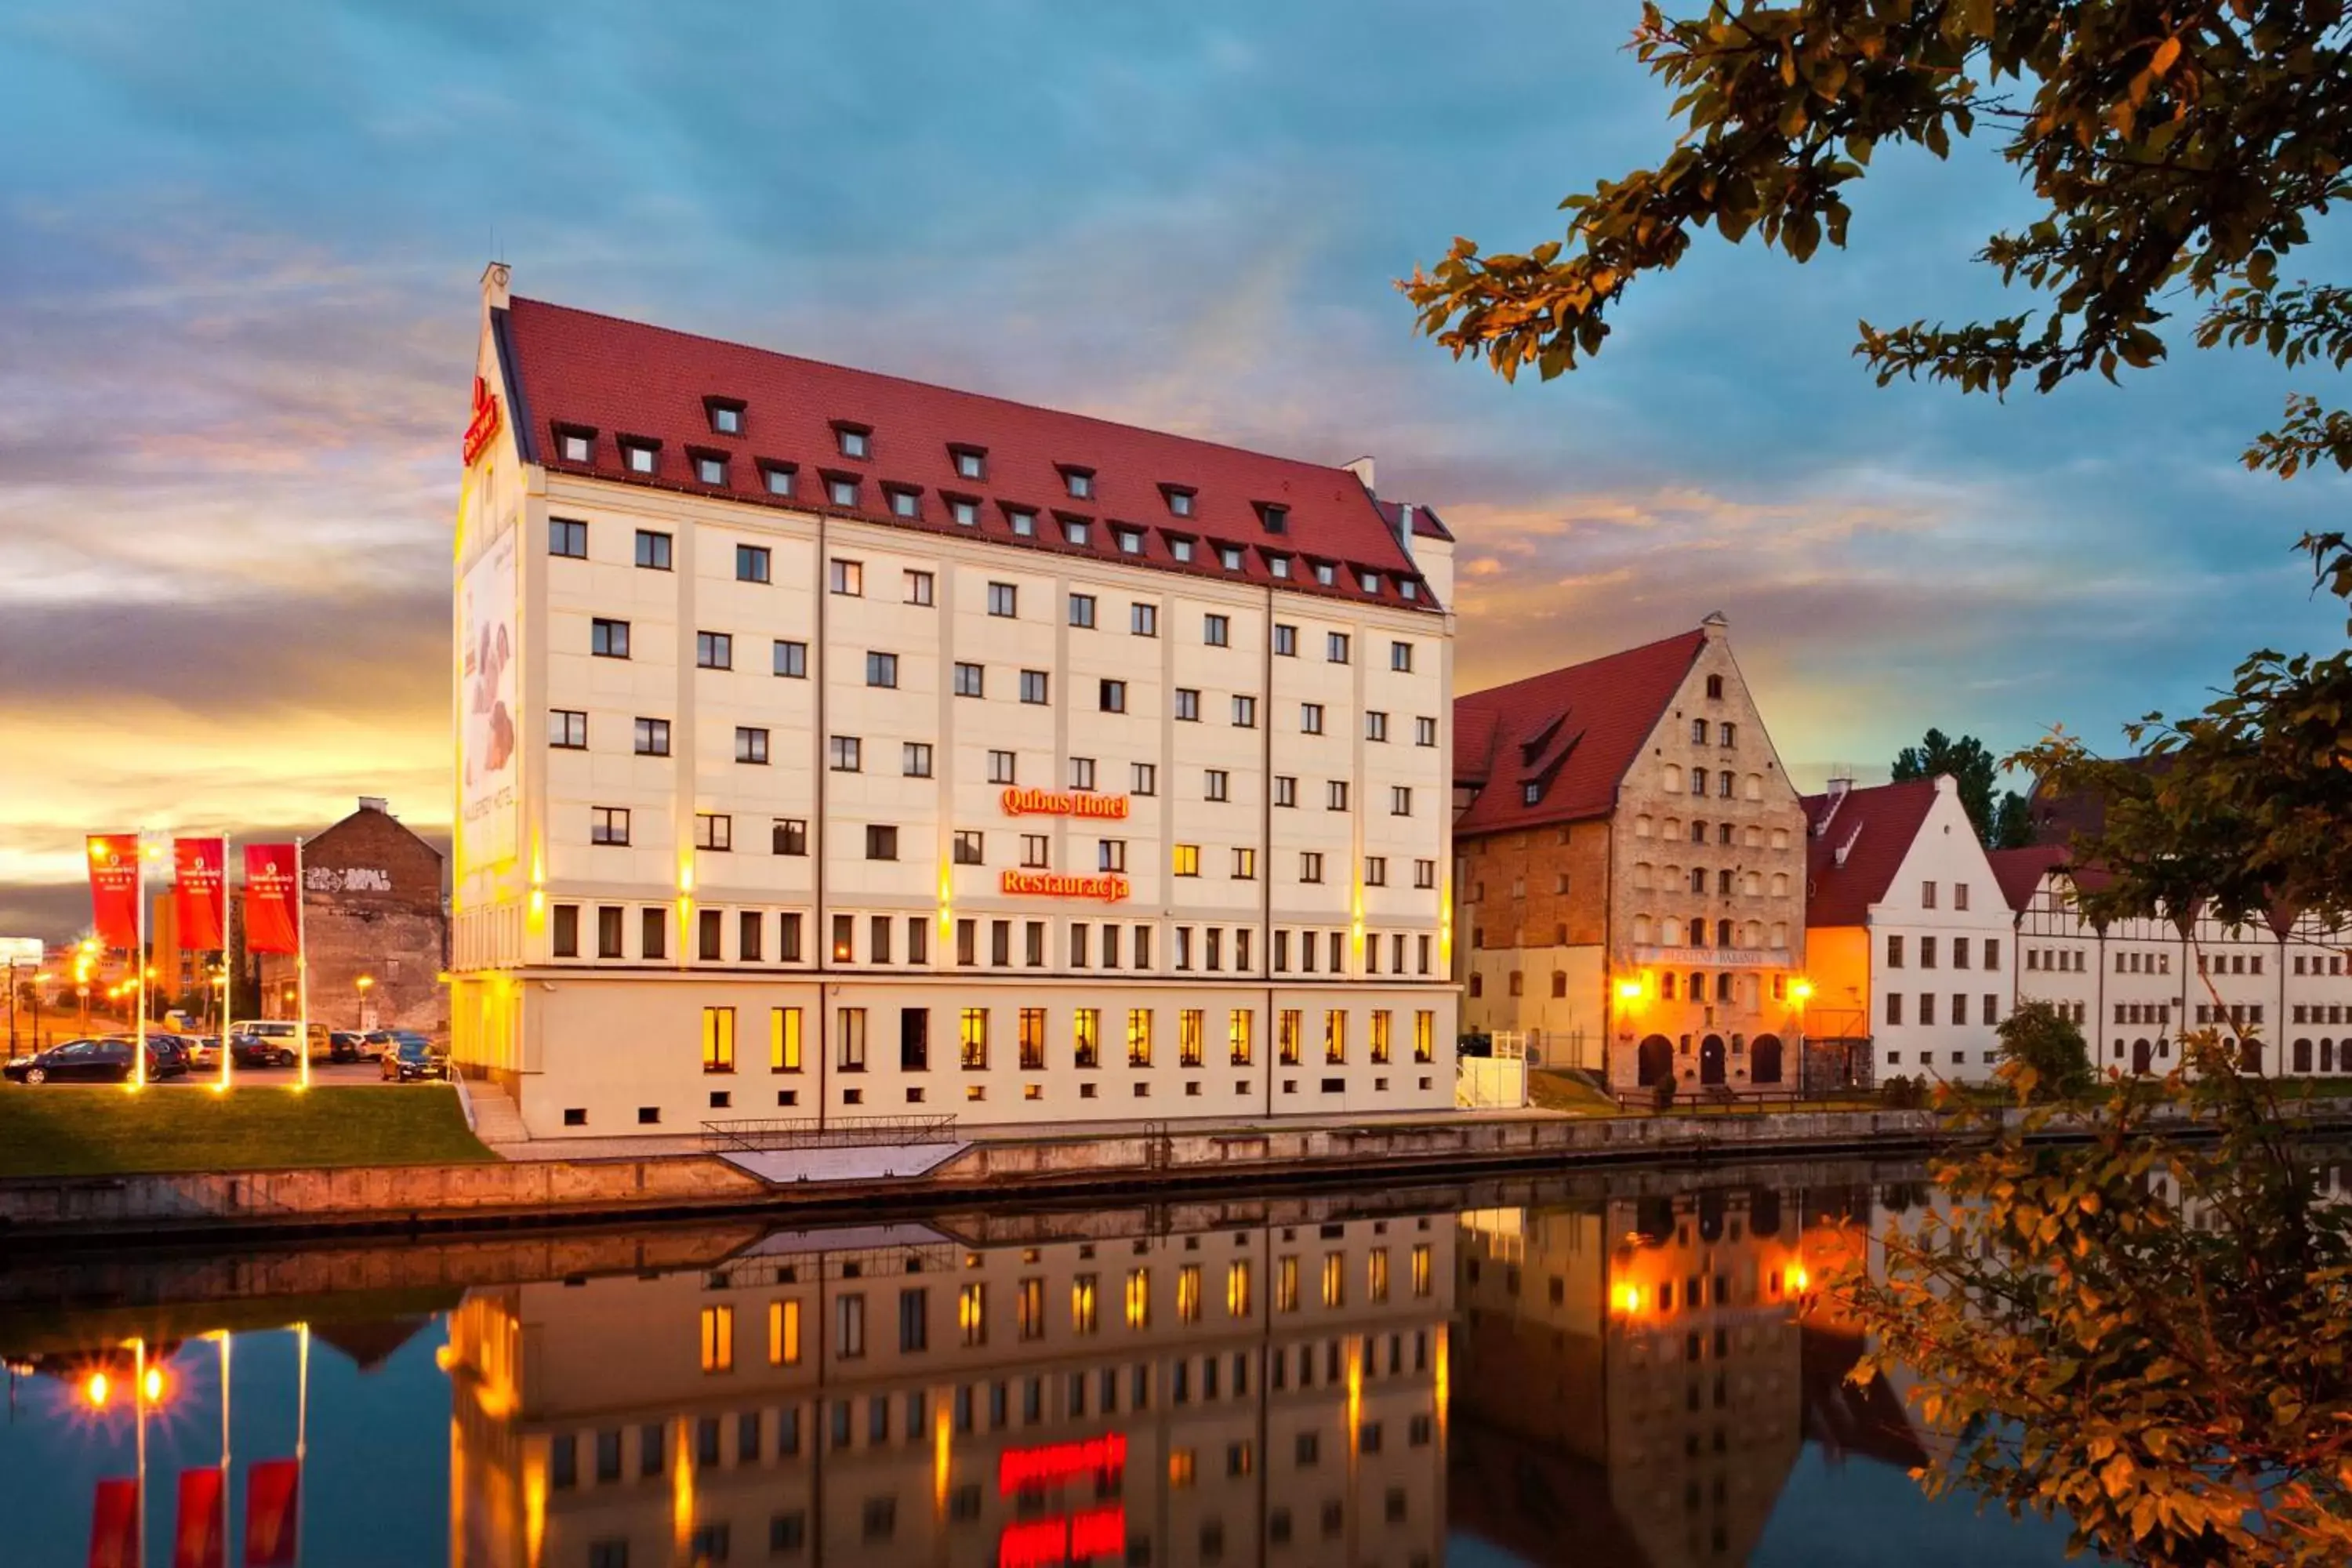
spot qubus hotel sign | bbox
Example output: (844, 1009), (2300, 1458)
(998, 788), (1131, 902)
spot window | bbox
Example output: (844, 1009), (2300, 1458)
(1327, 781), (1350, 811)
(953, 830), (984, 866)
(1266, 551), (1290, 577)
(1391, 641), (1414, 672)
(904, 568), (935, 604)
(1365, 711), (1389, 742)
(1070, 757), (1098, 790)
(1327, 632), (1351, 663)
(549, 710), (587, 749)
(621, 439), (657, 474)
(1019, 670), (1049, 705)
(773, 639), (808, 677)
(1301, 851), (1324, 884)
(1196, 768), (1228, 804)
(1113, 526), (1143, 554)
(633, 717), (671, 757)
(1922, 880), (1938, 909)
(1099, 680), (1127, 713)
(702, 1007), (736, 1073)
(1231, 695), (1258, 728)
(760, 461), (795, 496)
(1131, 602), (1159, 637)
(1174, 688), (1200, 721)
(1274, 776), (1298, 808)
(633, 528), (673, 570)
(1068, 593), (1097, 628)
(549, 517), (587, 557)
(960, 1008), (989, 1069)
(829, 558), (862, 595)
(1416, 716), (1438, 746)
(1126, 1009), (1153, 1067)
(988, 749), (1018, 785)
(1020, 833), (1048, 868)
(1221, 544), (1247, 570)
(1130, 761), (1155, 794)
(951, 446), (985, 480)
(1414, 858), (1436, 888)
(1364, 856), (1388, 886)
(952, 662), (984, 697)
(772, 818), (808, 855)
(1887, 933), (1905, 968)
(1314, 561), (1336, 585)
(697, 631), (733, 670)
(1258, 502), (1288, 533)
(949, 497), (978, 526)
(1007, 508), (1036, 536)
(1232, 847), (1257, 880)
(1273, 624), (1298, 657)
(866, 651), (898, 688)
(590, 618), (630, 658)
(590, 808), (630, 846)
(902, 742), (933, 778)
(695, 813), (732, 851)
(1173, 844), (1201, 877)
(829, 735), (862, 771)
(1301, 703), (1325, 735)
(1391, 786), (1413, 816)
(833, 424), (871, 459)
(736, 544), (771, 583)
(1098, 840), (1127, 872)
(887, 487), (920, 518)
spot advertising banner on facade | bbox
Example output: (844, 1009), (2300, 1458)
(85, 834), (140, 949)
(459, 524), (519, 866)
(242, 845), (300, 955)
(172, 837), (227, 951)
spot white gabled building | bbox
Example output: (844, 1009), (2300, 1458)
(448, 265), (1459, 1138)
(1801, 775), (2016, 1085)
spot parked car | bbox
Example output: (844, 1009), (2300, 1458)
(328, 1031), (368, 1063)
(228, 1033), (297, 1069)
(230, 1020), (334, 1063)
(380, 1038), (448, 1082)
(5, 1038), (169, 1084)
(361, 1029), (399, 1058)
(117, 1033), (194, 1079)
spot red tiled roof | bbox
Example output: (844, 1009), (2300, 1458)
(1800, 779), (1941, 928)
(1453, 629), (1708, 834)
(497, 298), (1440, 613)
(1985, 844), (2071, 913)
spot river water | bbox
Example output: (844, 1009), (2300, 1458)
(0, 1158), (2082, 1566)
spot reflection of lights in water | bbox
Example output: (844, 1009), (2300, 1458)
(143, 1367), (164, 1403)
(1788, 1262), (1811, 1294)
(1612, 1282), (1643, 1316)
(84, 1371), (111, 1409)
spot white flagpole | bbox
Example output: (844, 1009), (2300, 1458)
(220, 834), (234, 1094)
(133, 833), (148, 1088)
(296, 837), (310, 1091)
(294, 1323), (310, 1567)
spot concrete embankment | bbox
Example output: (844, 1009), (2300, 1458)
(5, 1105), (2349, 1243)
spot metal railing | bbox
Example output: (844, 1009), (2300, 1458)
(701, 1113), (960, 1154)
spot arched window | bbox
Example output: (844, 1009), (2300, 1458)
(1660, 917), (1681, 945)
(1689, 867), (1708, 895)
(1770, 873), (1789, 898)
(1635, 815), (1654, 838)
(1661, 973), (1677, 1000)
(1694, 770), (1711, 798)
(1771, 828), (1790, 850)
(1634, 862), (1654, 891)
(1717, 869), (1734, 895)
(1717, 919), (1734, 948)
(1744, 921), (1764, 947)
(1633, 915), (1654, 943)
(1690, 819), (1708, 844)
(1769, 922), (1788, 947)
(1705, 674), (1724, 699)
(1662, 764), (1684, 794)
(1742, 872), (1762, 897)
(1689, 971), (1706, 1000)
(1690, 917), (1709, 948)
(1716, 971), (1735, 1001)
(1717, 770), (1735, 798)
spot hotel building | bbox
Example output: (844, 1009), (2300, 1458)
(448, 266), (1457, 1138)
(1452, 619), (1809, 1097)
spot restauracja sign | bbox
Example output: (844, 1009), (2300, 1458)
(1000, 870), (1131, 903)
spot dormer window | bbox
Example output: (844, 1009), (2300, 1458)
(1256, 503), (1289, 535)
(619, 437), (659, 474)
(1266, 554), (1291, 579)
(759, 461), (796, 497)
(1167, 535), (1194, 563)
(1399, 578), (1419, 601)
(1219, 545), (1244, 571)
(1062, 517), (1091, 546)
(949, 496), (980, 527)
(1059, 466), (1095, 500)
(1114, 527), (1144, 555)
(1313, 561), (1336, 586)
(1007, 508), (1036, 537)
(1358, 569), (1380, 593)
(833, 424), (872, 460)
(826, 474), (860, 507)
(704, 398), (746, 436)
(950, 446), (986, 481)
(887, 486), (921, 518)
(1523, 781), (1542, 806)
(1162, 485), (1196, 517)
(555, 426), (595, 463)
(695, 453), (728, 485)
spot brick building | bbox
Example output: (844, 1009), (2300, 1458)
(259, 798), (448, 1034)
(1453, 616), (1809, 1095)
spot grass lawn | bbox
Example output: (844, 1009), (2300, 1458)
(1529, 1069), (1624, 1116)
(0, 1084), (497, 1178)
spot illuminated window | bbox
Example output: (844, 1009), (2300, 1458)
(1127, 1009), (1153, 1067)
(771, 1007), (802, 1072)
(702, 1007), (736, 1073)
(1370, 1011), (1392, 1065)
(1229, 1010), (1254, 1066)
(1018, 1008), (1046, 1071)
(1178, 1265), (1202, 1324)
(700, 1305), (734, 1372)
(1277, 1257), (1299, 1313)
(960, 1008), (989, 1069)
(1179, 1009), (1205, 1067)
(1279, 1009), (1303, 1065)
(1125, 1269), (1151, 1329)
(1368, 1248), (1390, 1302)
(1173, 844), (1200, 877)
(1325, 1010), (1346, 1065)
(1169, 1450), (1196, 1488)
(958, 1283), (985, 1346)
(1410, 1244), (1432, 1297)
(1226, 1261), (1251, 1317)
(768, 1299), (801, 1365)
(1072, 1274), (1099, 1334)
(1073, 1009), (1101, 1069)
(1017, 1278), (1044, 1341)
(1321, 1253), (1345, 1308)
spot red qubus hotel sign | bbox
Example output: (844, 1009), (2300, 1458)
(998, 789), (1132, 902)
(461, 375), (503, 466)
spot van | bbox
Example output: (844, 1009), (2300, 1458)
(233, 1020), (336, 1063)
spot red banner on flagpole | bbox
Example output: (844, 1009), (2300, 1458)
(173, 839), (227, 953)
(89, 1475), (140, 1568)
(241, 1458), (298, 1568)
(242, 847), (299, 956)
(87, 836), (141, 950)
(173, 1468), (225, 1568)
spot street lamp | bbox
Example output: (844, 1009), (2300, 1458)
(356, 974), (375, 1030)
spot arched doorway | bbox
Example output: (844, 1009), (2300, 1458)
(1751, 1034), (1784, 1086)
(2239, 1037), (2264, 1075)
(2295, 1038), (2314, 1074)
(2132, 1038), (2154, 1075)
(1636, 1034), (1673, 1087)
(1700, 1034), (1727, 1086)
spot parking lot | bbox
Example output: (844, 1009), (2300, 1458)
(143, 1058), (421, 1088)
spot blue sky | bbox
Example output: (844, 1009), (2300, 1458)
(2, 0), (2343, 937)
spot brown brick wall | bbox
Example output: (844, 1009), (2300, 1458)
(260, 806), (448, 1036)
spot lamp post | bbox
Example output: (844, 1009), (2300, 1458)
(356, 974), (375, 1031)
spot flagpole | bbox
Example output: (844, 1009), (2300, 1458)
(133, 833), (148, 1089)
(220, 834), (235, 1096)
(295, 837), (310, 1093)
(134, 1338), (148, 1568)
(294, 1323), (310, 1568)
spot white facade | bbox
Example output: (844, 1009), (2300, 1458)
(448, 269), (1458, 1138)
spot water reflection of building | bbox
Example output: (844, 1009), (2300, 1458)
(447, 1211), (1454, 1568)
(1450, 1178), (1915, 1566)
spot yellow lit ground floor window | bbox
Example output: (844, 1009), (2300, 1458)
(1018, 1007), (1046, 1070)
(1370, 1009), (1392, 1064)
(702, 1007), (736, 1073)
(1229, 1009), (1253, 1066)
(700, 1304), (734, 1372)
(1324, 1009), (1346, 1064)
(960, 1008), (989, 1069)
(1414, 1009), (1435, 1063)
(1074, 1008), (1100, 1069)
(1279, 1009), (1302, 1065)
(1127, 1009), (1153, 1067)
(1125, 1268), (1151, 1328)
(1226, 1259), (1250, 1317)
(1178, 1009), (1204, 1067)
(771, 1006), (802, 1071)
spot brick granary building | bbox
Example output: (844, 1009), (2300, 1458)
(259, 797), (448, 1035)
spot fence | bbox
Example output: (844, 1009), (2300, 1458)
(701, 1114), (959, 1154)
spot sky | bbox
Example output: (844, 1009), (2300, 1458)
(2, 0), (2344, 942)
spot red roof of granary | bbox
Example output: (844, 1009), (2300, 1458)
(1986, 844), (2073, 913)
(1453, 629), (1709, 836)
(1799, 779), (1941, 928)
(497, 297), (1442, 613)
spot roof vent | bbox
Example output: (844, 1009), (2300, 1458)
(1833, 820), (1864, 869)
(1813, 775), (1853, 838)
(358, 796), (389, 814)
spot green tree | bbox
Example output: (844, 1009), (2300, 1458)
(1401, 0), (2352, 920)
(1993, 997), (2092, 1098)
(1890, 728), (2034, 848)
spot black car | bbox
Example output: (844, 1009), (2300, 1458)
(328, 1031), (368, 1063)
(119, 1033), (194, 1079)
(380, 1038), (448, 1082)
(5, 1038), (165, 1084)
(228, 1033), (296, 1069)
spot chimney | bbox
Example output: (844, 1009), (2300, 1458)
(359, 796), (390, 815)
(1344, 456), (1376, 494)
(480, 260), (511, 313)
(1700, 611), (1729, 641)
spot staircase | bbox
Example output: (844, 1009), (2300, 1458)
(464, 1078), (531, 1149)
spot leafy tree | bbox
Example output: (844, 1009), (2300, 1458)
(1890, 728), (2034, 848)
(1993, 997), (2092, 1098)
(1401, 0), (2352, 921)
(1834, 1040), (2352, 1565)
